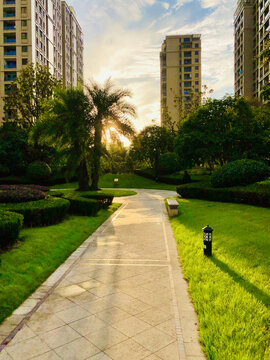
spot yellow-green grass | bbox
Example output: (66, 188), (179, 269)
(0, 204), (120, 325)
(50, 173), (176, 191)
(170, 199), (270, 360)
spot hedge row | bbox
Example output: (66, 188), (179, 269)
(0, 210), (24, 249)
(0, 185), (46, 203)
(134, 169), (193, 185)
(0, 197), (70, 227)
(82, 193), (114, 209)
(176, 183), (270, 207)
(0, 174), (77, 186)
(63, 193), (101, 216)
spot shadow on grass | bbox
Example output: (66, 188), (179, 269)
(211, 257), (270, 309)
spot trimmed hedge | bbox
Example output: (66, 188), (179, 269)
(211, 159), (270, 188)
(176, 182), (270, 208)
(0, 210), (24, 249)
(0, 197), (70, 227)
(81, 193), (114, 209)
(0, 185), (46, 203)
(63, 193), (101, 216)
(134, 169), (193, 185)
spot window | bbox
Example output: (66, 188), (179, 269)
(195, 66), (199, 70)
(4, 72), (16, 81)
(195, 43), (199, 48)
(184, 81), (192, 87)
(22, 46), (27, 52)
(195, 81), (199, 85)
(195, 58), (199, 63)
(21, 20), (27, 27)
(184, 51), (192, 57)
(3, 8), (16, 17)
(195, 51), (199, 55)
(4, 46), (16, 55)
(4, 33), (16, 43)
(184, 67), (191, 72)
(21, 33), (27, 40)
(184, 37), (190, 42)
(21, 7), (27, 15)
(195, 73), (199, 78)
(22, 58), (28, 65)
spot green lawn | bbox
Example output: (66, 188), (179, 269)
(170, 199), (270, 360)
(50, 173), (176, 191)
(0, 204), (120, 324)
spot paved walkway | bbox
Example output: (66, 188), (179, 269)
(0, 190), (205, 360)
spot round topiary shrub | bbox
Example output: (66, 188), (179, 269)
(27, 161), (52, 181)
(0, 165), (10, 178)
(211, 159), (270, 188)
(0, 185), (46, 203)
(0, 210), (24, 249)
(158, 152), (179, 175)
(0, 197), (70, 227)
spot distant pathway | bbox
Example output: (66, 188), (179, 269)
(0, 189), (205, 360)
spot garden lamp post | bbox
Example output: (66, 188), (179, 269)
(203, 225), (213, 257)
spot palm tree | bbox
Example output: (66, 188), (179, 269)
(30, 87), (93, 191)
(86, 79), (136, 190)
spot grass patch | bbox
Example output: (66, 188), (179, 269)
(49, 189), (137, 197)
(50, 173), (176, 191)
(170, 199), (270, 359)
(0, 204), (120, 324)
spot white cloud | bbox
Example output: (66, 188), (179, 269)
(162, 2), (170, 10)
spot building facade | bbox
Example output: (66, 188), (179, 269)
(0, 0), (83, 122)
(160, 34), (202, 127)
(234, 0), (270, 98)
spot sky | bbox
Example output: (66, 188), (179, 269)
(68, 0), (236, 131)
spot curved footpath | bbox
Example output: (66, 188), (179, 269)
(0, 189), (205, 360)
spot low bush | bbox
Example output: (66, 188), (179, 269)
(63, 193), (101, 216)
(0, 165), (10, 178)
(176, 182), (270, 208)
(211, 159), (270, 188)
(0, 210), (23, 249)
(0, 197), (70, 227)
(0, 185), (46, 203)
(81, 192), (114, 209)
(49, 190), (65, 198)
(134, 169), (193, 185)
(27, 161), (52, 181)
(158, 152), (180, 175)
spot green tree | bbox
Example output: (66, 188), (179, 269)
(30, 88), (93, 190)
(259, 39), (270, 102)
(4, 63), (60, 128)
(131, 125), (174, 177)
(175, 97), (269, 171)
(86, 79), (136, 190)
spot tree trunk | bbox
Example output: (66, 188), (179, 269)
(78, 157), (90, 191)
(90, 121), (102, 190)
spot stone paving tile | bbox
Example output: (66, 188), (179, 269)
(86, 326), (127, 350)
(133, 327), (175, 353)
(87, 353), (112, 360)
(27, 313), (65, 334)
(136, 307), (172, 327)
(54, 337), (100, 359)
(8, 326), (36, 344)
(111, 316), (151, 337)
(39, 325), (80, 349)
(55, 284), (86, 297)
(113, 298), (151, 316)
(95, 307), (131, 325)
(38, 295), (74, 314)
(31, 350), (61, 359)
(155, 341), (179, 360)
(67, 291), (99, 306)
(0, 349), (12, 360)
(156, 318), (177, 338)
(56, 305), (90, 324)
(69, 315), (107, 336)
(79, 279), (103, 290)
(184, 341), (205, 357)
(6, 336), (50, 359)
(104, 338), (151, 360)
(80, 299), (113, 314)
(144, 355), (161, 360)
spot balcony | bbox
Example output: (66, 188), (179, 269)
(3, 21), (16, 30)
(3, 8), (16, 17)
(4, 72), (16, 82)
(184, 67), (192, 72)
(4, 60), (16, 69)
(4, 34), (16, 43)
(4, 46), (16, 55)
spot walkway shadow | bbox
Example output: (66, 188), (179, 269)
(211, 257), (270, 309)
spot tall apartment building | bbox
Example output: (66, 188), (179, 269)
(160, 34), (201, 127)
(234, 0), (270, 98)
(0, 0), (83, 122)
(61, 2), (83, 88)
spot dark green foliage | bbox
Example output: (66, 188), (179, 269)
(211, 159), (270, 188)
(158, 152), (180, 175)
(134, 169), (193, 185)
(182, 171), (191, 184)
(27, 161), (52, 181)
(0, 185), (46, 203)
(176, 182), (270, 207)
(49, 190), (65, 198)
(0, 211), (23, 249)
(63, 193), (101, 216)
(0, 197), (70, 227)
(81, 192), (114, 209)
(0, 165), (10, 177)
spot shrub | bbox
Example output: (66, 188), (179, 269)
(0, 165), (10, 178)
(0, 197), (70, 227)
(0, 210), (23, 249)
(64, 193), (101, 216)
(22, 184), (50, 192)
(176, 182), (270, 208)
(27, 161), (52, 181)
(211, 159), (270, 188)
(158, 152), (180, 175)
(0, 185), (46, 203)
(49, 190), (65, 198)
(81, 192), (114, 209)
